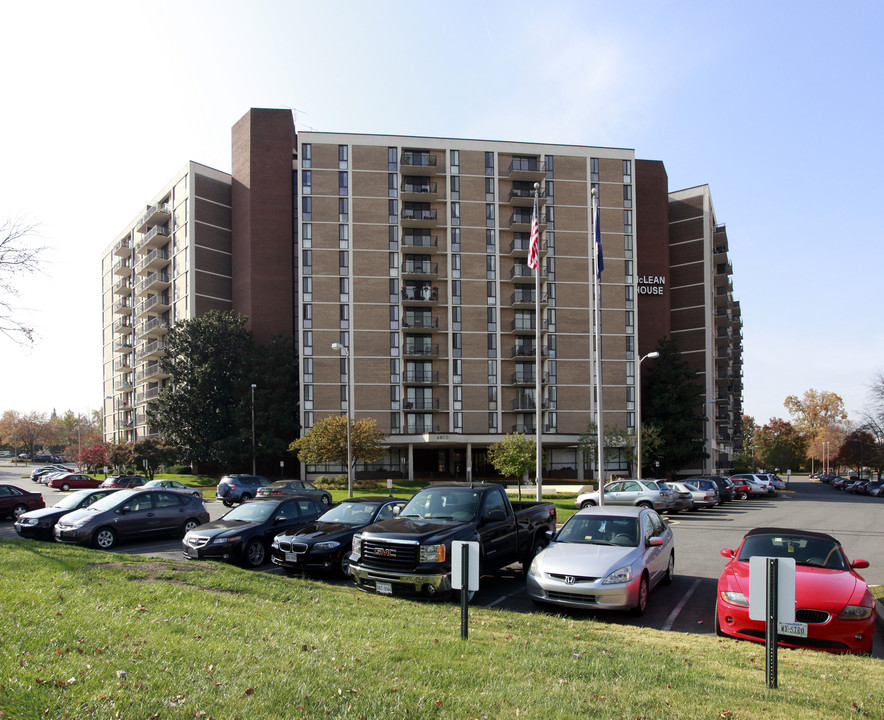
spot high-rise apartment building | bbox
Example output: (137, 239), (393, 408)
(100, 108), (742, 480)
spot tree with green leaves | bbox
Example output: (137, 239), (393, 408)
(289, 415), (387, 490)
(642, 337), (707, 476)
(577, 421), (661, 478)
(487, 433), (536, 484)
(784, 389), (847, 469)
(132, 438), (179, 479)
(754, 418), (807, 472)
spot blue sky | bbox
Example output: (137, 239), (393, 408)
(2, 0), (882, 427)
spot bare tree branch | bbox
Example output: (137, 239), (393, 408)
(0, 217), (44, 344)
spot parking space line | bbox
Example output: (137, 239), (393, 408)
(484, 586), (525, 608)
(662, 578), (699, 631)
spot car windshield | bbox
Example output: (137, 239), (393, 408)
(736, 533), (848, 570)
(84, 491), (134, 513)
(641, 481), (662, 490)
(318, 501), (383, 525)
(683, 483), (699, 491)
(222, 502), (277, 523)
(400, 489), (480, 520)
(54, 492), (92, 510)
(557, 515), (639, 547)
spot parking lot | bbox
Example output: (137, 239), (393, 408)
(2, 465), (882, 658)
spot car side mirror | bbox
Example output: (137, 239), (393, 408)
(852, 559), (869, 569)
(393, 506), (401, 516)
(647, 537), (664, 547)
(720, 548), (735, 559)
(545, 529), (555, 540)
(273, 516), (286, 524)
(119, 506), (130, 514)
(484, 508), (505, 523)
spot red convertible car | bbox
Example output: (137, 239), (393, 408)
(716, 527), (876, 654)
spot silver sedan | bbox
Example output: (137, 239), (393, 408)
(526, 506), (675, 615)
(574, 479), (673, 512)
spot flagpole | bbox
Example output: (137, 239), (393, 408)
(592, 187), (605, 507)
(533, 182), (543, 502)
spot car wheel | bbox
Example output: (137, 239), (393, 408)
(522, 535), (549, 574)
(60, 483), (71, 492)
(182, 518), (200, 536)
(580, 500), (596, 509)
(243, 538), (266, 568)
(337, 552), (351, 577)
(662, 552), (675, 585)
(321, 494), (331, 506)
(93, 527), (117, 550)
(631, 573), (649, 616)
(12, 504), (29, 520)
(637, 501), (653, 509)
(222, 499), (234, 508)
(240, 493), (252, 502)
(714, 602), (726, 637)
(191, 491), (201, 499)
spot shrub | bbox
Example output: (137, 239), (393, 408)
(312, 475), (385, 490)
(167, 465), (193, 475)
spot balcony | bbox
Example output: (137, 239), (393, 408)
(113, 378), (134, 392)
(404, 342), (440, 358)
(402, 314), (439, 331)
(404, 370), (440, 384)
(511, 344), (537, 358)
(511, 371), (536, 386)
(112, 258), (132, 276)
(509, 264), (543, 283)
(113, 236), (131, 256)
(511, 422), (537, 434)
(138, 226), (171, 254)
(402, 421), (440, 434)
(401, 206), (439, 228)
(112, 278), (133, 295)
(136, 270), (171, 296)
(113, 298), (134, 315)
(135, 292), (171, 319)
(508, 234), (546, 258)
(505, 157), (545, 181)
(401, 259), (439, 279)
(139, 338), (166, 360)
(143, 386), (162, 401)
(136, 364), (170, 384)
(510, 289), (548, 308)
(136, 248), (170, 275)
(506, 184), (547, 207)
(113, 339), (134, 354)
(136, 203), (172, 233)
(114, 359), (133, 374)
(137, 317), (169, 339)
(402, 233), (439, 253)
(400, 151), (443, 176)
(507, 210), (545, 231)
(401, 285), (439, 303)
(113, 318), (134, 334)
(509, 318), (537, 333)
(403, 398), (440, 411)
(400, 179), (439, 200)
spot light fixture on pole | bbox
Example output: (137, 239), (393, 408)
(331, 342), (353, 498)
(635, 351), (659, 480)
(250, 384), (257, 476)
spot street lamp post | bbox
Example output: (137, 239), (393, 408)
(635, 351), (659, 480)
(331, 342), (353, 498)
(251, 384), (257, 476)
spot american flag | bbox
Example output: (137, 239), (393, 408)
(527, 193), (540, 270)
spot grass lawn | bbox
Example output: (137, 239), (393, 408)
(1, 539), (881, 720)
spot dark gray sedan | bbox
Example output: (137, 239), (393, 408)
(255, 479), (332, 506)
(54, 489), (209, 549)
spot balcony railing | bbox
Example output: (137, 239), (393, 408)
(401, 285), (438, 302)
(403, 398), (440, 411)
(402, 315), (439, 330)
(404, 370), (440, 384)
(402, 260), (438, 276)
(402, 233), (438, 250)
(136, 270), (171, 296)
(404, 343), (439, 357)
(113, 236), (131, 256)
(137, 203), (172, 233)
(136, 248), (170, 275)
(511, 372), (536, 385)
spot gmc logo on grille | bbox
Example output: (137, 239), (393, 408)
(374, 547), (396, 557)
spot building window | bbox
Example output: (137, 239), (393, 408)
(339, 250), (349, 274)
(302, 143), (312, 168)
(486, 230), (495, 253)
(389, 279), (399, 302)
(453, 412), (463, 433)
(590, 157), (599, 181)
(545, 205), (555, 229)
(450, 175), (460, 200)
(485, 177), (495, 201)
(302, 303), (312, 329)
(488, 413), (498, 433)
(390, 332), (400, 356)
(452, 332), (462, 358)
(453, 358), (462, 384)
(625, 260), (634, 285)
(625, 311), (634, 335)
(488, 386), (497, 410)
(487, 334), (497, 358)
(390, 384), (400, 409)
(452, 279), (461, 304)
(624, 234), (633, 259)
(388, 147), (398, 171)
(485, 152), (494, 176)
(451, 201), (460, 226)
(487, 281), (496, 306)
(302, 276), (312, 302)
(338, 144), (348, 169)
(545, 180), (554, 202)
(388, 173), (398, 198)
(450, 149), (459, 174)
(451, 253), (461, 279)
(389, 199), (398, 224)
(339, 171), (348, 196)
(626, 335), (634, 360)
(389, 225), (398, 249)
(452, 306), (461, 331)
(339, 224), (349, 248)
(625, 285), (634, 309)
(486, 203), (495, 227)
(487, 359), (497, 383)
(303, 357), (313, 383)
(340, 304), (349, 329)
(302, 197), (312, 221)
(486, 306), (496, 331)
(302, 329), (313, 354)
(624, 210), (633, 234)
(622, 159), (632, 182)
(302, 170), (312, 195)
(302, 384), (313, 410)
(339, 277), (349, 302)
(451, 227), (461, 252)
(623, 184), (632, 208)
(389, 304), (399, 329)
(389, 252), (399, 276)
(626, 386), (635, 411)
(626, 361), (635, 384)
(339, 198), (348, 222)
(391, 358), (400, 383)
(302, 223), (312, 247)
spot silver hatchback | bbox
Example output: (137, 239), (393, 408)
(575, 479), (674, 512)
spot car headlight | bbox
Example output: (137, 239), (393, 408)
(837, 605), (873, 620)
(352, 534), (362, 554)
(270, 536), (281, 549)
(419, 544), (446, 563)
(720, 590), (749, 607)
(314, 541), (341, 552)
(18, 517), (39, 526)
(211, 535), (241, 545)
(61, 516), (92, 530)
(602, 565), (632, 585)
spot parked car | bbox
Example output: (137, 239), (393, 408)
(54, 489), (209, 549)
(728, 477), (750, 499)
(256, 479), (332, 506)
(526, 505), (674, 615)
(716, 527), (876, 654)
(47, 473), (103, 491)
(349, 483), (557, 599)
(271, 497), (407, 576)
(0, 484), (46, 520)
(662, 483), (693, 513)
(575, 479), (674, 512)
(868, 482), (884, 497)
(31, 465), (74, 482)
(100, 475), (148, 489)
(684, 475), (734, 503)
(183, 496), (326, 568)
(14, 488), (122, 540)
(143, 479), (203, 498)
(669, 480), (718, 510)
(729, 473), (775, 496)
(215, 474), (271, 506)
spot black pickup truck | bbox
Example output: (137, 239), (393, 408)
(348, 482), (557, 599)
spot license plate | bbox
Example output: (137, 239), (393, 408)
(777, 621), (808, 638)
(285, 552), (301, 562)
(376, 581), (392, 595)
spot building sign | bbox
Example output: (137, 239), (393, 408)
(637, 276), (666, 295)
